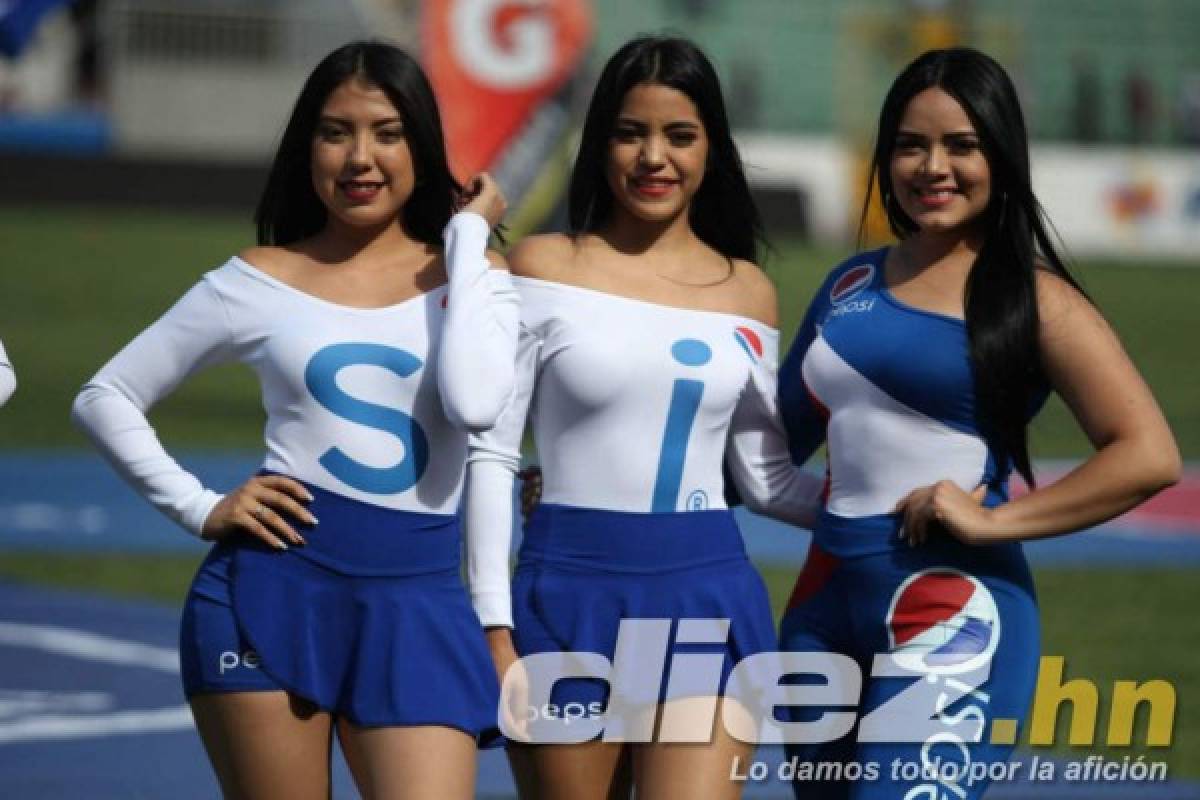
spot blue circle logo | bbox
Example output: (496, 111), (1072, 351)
(671, 339), (712, 367)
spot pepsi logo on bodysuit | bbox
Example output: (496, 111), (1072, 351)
(829, 263), (875, 306)
(885, 568), (1001, 675)
(733, 326), (764, 363)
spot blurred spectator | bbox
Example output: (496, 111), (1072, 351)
(907, 0), (966, 51)
(69, 0), (102, 105)
(729, 58), (761, 130)
(1070, 54), (1101, 143)
(1177, 74), (1200, 146)
(666, 0), (718, 20)
(1125, 66), (1154, 144)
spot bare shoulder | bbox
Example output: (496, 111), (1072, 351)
(729, 258), (779, 328)
(1035, 268), (1096, 333)
(485, 248), (510, 271)
(236, 245), (299, 279)
(507, 233), (576, 280)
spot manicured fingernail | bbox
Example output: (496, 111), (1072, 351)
(276, 541), (288, 551)
(307, 514), (318, 526)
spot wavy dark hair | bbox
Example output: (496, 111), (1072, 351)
(255, 40), (460, 246)
(860, 47), (1087, 486)
(568, 35), (765, 263)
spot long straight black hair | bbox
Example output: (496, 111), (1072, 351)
(861, 47), (1087, 486)
(255, 41), (460, 246)
(568, 35), (765, 264)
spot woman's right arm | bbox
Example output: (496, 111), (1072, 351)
(71, 279), (242, 536)
(464, 322), (541, 689)
(464, 321), (540, 626)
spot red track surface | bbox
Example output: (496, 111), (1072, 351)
(1012, 470), (1200, 533)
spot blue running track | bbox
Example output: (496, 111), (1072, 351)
(1, 581), (1196, 798)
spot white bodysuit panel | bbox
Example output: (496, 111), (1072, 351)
(466, 277), (821, 627)
(0, 339), (14, 406)
(72, 213), (517, 536)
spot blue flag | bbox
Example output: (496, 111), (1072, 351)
(0, 0), (75, 59)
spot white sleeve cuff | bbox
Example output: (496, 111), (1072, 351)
(465, 457), (516, 628)
(180, 490), (224, 538)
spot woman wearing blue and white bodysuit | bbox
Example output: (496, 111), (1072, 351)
(72, 42), (517, 800)
(776, 48), (1179, 799)
(467, 37), (823, 800)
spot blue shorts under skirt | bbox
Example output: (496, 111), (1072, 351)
(179, 479), (500, 741)
(512, 504), (778, 716)
(779, 519), (1039, 799)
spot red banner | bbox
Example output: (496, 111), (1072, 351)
(423, 0), (592, 180)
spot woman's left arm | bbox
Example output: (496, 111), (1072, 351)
(725, 310), (826, 529)
(437, 174), (520, 431)
(901, 272), (1181, 545)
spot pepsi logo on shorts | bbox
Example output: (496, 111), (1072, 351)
(885, 568), (1001, 675)
(829, 263), (875, 306)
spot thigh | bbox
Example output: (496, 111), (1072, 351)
(633, 697), (755, 800)
(181, 546), (279, 696)
(190, 691), (332, 800)
(530, 740), (629, 800)
(336, 722), (476, 800)
(506, 744), (542, 800)
(778, 559), (858, 800)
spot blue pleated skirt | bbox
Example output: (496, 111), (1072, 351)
(512, 504), (778, 715)
(179, 478), (499, 740)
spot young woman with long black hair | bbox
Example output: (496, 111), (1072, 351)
(73, 41), (517, 799)
(466, 35), (823, 800)
(777, 47), (1179, 799)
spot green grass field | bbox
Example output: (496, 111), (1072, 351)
(1, 207), (1197, 775)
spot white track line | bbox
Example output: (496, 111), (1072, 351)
(0, 708), (193, 743)
(0, 621), (189, 743)
(0, 622), (179, 673)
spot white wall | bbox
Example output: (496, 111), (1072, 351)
(0, 10), (77, 113)
(737, 133), (853, 243)
(106, 2), (369, 161)
(1032, 146), (1200, 261)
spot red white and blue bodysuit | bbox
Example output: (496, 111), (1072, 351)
(777, 249), (1043, 799)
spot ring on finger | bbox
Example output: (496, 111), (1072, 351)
(251, 504), (269, 521)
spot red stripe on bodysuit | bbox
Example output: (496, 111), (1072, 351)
(890, 573), (975, 646)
